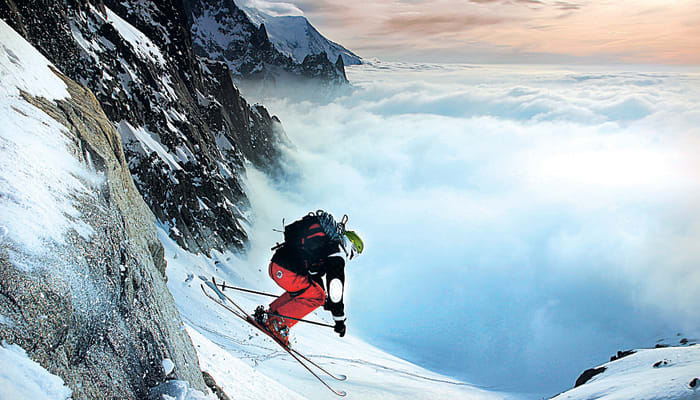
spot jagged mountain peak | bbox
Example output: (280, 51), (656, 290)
(186, 0), (348, 85)
(240, 3), (362, 66)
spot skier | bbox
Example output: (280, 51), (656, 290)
(254, 210), (364, 348)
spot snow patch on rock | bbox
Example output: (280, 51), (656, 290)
(149, 379), (217, 400)
(104, 6), (166, 66)
(162, 358), (175, 376)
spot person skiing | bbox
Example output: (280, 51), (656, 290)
(254, 210), (364, 348)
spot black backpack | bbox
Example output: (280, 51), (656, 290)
(273, 210), (344, 265)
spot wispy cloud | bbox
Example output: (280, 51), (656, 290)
(381, 14), (508, 35)
(553, 1), (581, 10)
(285, 0), (700, 64)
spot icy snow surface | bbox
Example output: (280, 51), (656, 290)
(0, 342), (72, 400)
(150, 380), (217, 400)
(0, 20), (98, 259)
(162, 227), (506, 399)
(0, 20), (69, 100)
(552, 345), (700, 400)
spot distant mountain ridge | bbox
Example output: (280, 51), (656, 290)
(241, 5), (362, 66)
(185, 0), (349, 84)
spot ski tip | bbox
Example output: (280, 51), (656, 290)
(337, 375), (347, 381)
(202, 280), (227, 303)
(337, 390), (347, 397)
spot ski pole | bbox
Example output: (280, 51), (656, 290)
(265, 311), (335, 328)
(213, 279), (334, 328)
(217, 281), (278, 298)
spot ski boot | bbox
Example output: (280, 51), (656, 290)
(265, 314), (291, 348)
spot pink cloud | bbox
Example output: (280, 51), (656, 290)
(292, 0), (700, 64)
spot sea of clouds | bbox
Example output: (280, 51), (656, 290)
(240, 61), (700, 397)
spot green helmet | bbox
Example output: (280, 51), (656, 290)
(344, 230), (364, 257)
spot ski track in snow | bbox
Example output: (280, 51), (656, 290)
(162, 228), (507, 399)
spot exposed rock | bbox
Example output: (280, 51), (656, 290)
(610, 349), (635, 361)
(202, 371), (232, 400)
(0, 64), (208, 398)
(574, 366), (606, 387)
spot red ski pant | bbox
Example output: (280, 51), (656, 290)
(268, 262), (325, 328)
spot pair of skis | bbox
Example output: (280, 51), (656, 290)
(200, 277), (347, 397)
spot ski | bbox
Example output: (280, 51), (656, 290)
(206, 278), (347, 382)
(200, 278), (347, 396)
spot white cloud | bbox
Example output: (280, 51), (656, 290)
(238, 0), (305, 17)
(243, 61), (700, 396)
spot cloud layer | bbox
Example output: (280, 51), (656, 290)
(243, 62), (700, 396)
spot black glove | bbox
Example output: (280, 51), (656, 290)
(334, 319), (346, 337)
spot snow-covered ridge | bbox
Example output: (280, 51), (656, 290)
(241, 5), (361, 66)
(553, 345), (700, 400)
(187, 0), (349, 85)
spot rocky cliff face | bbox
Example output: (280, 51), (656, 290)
(0, 20), (211, 398)
(185, 0), (348, 85)
(1, 0), (287, 256)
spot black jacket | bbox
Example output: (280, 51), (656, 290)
(271, 244), (347, 321)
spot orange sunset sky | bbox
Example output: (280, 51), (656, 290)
(247, 0), (700, 64)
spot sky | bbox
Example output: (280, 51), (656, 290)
(240, 0), (700, 64)
(241, 62), (700, 397)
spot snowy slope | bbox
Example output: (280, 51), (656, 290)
(0, 342), (72, 400)
(161, 227), (508, 400)
(0, 19), (91, 261)
(241, 5), (361, 65)
(552, 345), (700, 400)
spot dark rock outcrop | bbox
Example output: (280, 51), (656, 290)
(1, 0), (287, 256)
(0, 64), (211, 398)
(203, 371), (232, 400)
(574, 366), (606, 387)
(610, 349), (635, 361)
